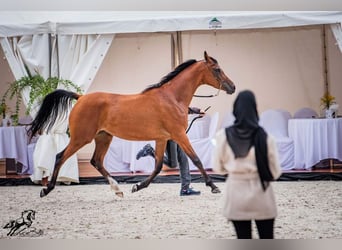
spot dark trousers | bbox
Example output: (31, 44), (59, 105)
(163, 140), (191, 190)
(231, 219), (275, 239)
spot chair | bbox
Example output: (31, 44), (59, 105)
(220, 111), (235, 129)
(187, 112), (219, 171)
(293, 107), (318, 119)
(259, 109), (295, 170)
(275, 109), (292, 120)
(104, 137), (156, 173)
(104, 137), (131, 173)
(18, 115), (33, 125)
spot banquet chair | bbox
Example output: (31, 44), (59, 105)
(293, 107), (318, 119)
(105, 137), (156, 173)
(188, 112), (219, 171)
(259, 109), (295, 170)
(18, 116), (33, 125)
(104, 137), (131, 173)
(220, 111), (235, 129)
(275, 109), (292, 120)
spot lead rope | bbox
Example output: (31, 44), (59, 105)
(193, 87), (221, 98)
(186, 106), (211, 133)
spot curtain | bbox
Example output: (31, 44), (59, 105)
(330, 23), (342, 53)
(1, 33), (114, 113)
(0, 34), (50, 115)
(57, 34), (114, 92)
(1, 33), (114, 178)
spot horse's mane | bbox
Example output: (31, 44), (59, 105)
(142, 59), (197, 93)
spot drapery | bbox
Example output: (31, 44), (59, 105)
(330, 23), (342, 53)
(57, 34), (114, 92)
(0, 33), (114, 180)
(0, 34), (50, 116)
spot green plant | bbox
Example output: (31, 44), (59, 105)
(1, 71), (82, 125)
(0, 102), (10, 119)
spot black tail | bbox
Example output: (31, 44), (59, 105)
(27, 89), (80, 139)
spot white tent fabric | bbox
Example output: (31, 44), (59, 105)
(331, 23), (342, 53)
(58, 34), (114, 92)
(0, 11), (342, 51)
(0, 31), (113, 183)
(0, 34), (50, 115)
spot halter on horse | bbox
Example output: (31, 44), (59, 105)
(28, 51), (236, 198)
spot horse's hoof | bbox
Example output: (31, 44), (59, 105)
(115, 191), (124, 198)
(131, 183), (140, 193)
(40, 188), (47, 198)
(211, 187), (221, 194)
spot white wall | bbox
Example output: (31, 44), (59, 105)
(183, 27), (327, 121)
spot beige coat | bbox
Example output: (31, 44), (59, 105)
(212, 129), (282, 220)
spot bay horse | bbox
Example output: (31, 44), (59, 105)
(28, 51), (236, 198)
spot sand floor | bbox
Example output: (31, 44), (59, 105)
(0, 181), (341, 239)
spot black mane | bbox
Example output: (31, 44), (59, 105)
(142, 59), (197, 93)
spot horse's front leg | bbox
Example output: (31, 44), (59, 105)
(176, 136), (220, 194)
(132, 140), (167, 193)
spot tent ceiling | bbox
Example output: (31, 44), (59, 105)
(0, 11), (342, 36)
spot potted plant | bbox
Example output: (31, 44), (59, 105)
(1, 71), (82, 126)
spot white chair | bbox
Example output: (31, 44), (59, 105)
(275, 109), (292, 120)
(104, 137), (156, 173)
(220, 111), (235, 129)
(293, 107), (318, 118)
(187, 112), (219, 171)
(259, 109), (295, 170)
(104, 137), (131, 173)
(18, 115), (33, 125)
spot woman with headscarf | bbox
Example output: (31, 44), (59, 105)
(212, 90), (282, 239)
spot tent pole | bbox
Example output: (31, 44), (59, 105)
(171, 33), (176, 69)
(322, 24), (329, 95)
(176, 31), (183, 65)
(171, 31), (183, 69)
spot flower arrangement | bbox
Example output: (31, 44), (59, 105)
(320, 92), (335, 110)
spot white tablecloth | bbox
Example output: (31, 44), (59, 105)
(0, 126), (29, 173)
(288, 118), (342, 169)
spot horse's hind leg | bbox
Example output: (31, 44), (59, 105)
(176, 136), (220, 194)
(90, 131), (123, 197)
(132, 140), (167, 193)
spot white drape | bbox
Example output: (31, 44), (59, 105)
(330, 23), (342, 53)
(0, 33), (114, 183)
(58, 34), (114, 92)
(0, 34), (50, 116)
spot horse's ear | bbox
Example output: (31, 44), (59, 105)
(204, 51), (210, 62)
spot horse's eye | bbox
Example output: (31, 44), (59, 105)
(214, 68), (221, 73)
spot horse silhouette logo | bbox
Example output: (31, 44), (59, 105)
(3, 209), (43, 237)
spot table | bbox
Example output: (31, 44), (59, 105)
(288, 118), (342, 169)
(0, 126), (30, 174)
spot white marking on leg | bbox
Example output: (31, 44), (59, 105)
(107, 176), (123, 198)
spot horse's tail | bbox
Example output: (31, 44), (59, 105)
(28, 89), (81, 139)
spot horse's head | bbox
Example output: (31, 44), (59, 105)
(22, 210), (35, 222)
(203, 51), (235, 95)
